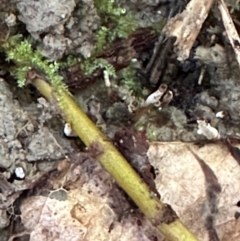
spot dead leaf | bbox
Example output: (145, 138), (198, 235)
(18, 151), (164, 241)
(148, 142), (240, 241)
(20, 189), (161, 241)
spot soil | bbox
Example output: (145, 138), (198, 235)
(1, 0), (240, 240)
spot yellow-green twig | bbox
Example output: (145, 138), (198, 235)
(30, 76), (199, 241)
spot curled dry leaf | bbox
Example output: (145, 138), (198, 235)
(164, 0), (215, 61)
(148, 142), (240, 241)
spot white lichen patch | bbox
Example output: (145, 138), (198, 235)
(144, 83), (167, 106)
(15, 167), (25, 179)
(63, 123), (78, 137)
(64, 123), (72, 137)
(197, 119), (220, 140)
(216, 111), (226, 119)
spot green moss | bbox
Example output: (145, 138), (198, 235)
(58, 55), (81, 69)
(95, 26), (109, 54)
(3, 35), (67, 93)
(120, 61), (147, 98)
(2, 0), (139, 94)
(94, 0), (137, 53)
(81, 58), (117, 78)
(94, 0), (126, 20)
(110, 14), (137, 39)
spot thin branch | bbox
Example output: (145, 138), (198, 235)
(27, 72), (200, 241)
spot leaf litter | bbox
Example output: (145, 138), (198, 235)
(16, 152), (163, 241)
(147, 141), (240, 241)
(3, 0), (240, 240)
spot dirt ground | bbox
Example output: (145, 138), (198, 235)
(1, 0), (240, 240)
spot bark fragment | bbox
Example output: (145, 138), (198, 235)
(164, 0), (215, 61)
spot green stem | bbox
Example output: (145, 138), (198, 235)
(30, 76), (199, 241)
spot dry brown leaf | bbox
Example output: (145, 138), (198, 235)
(21, 194), (86, 241)
(20, 188), (161, 241)
(164, 0), (215, 61)
(148, 142), (240, 241)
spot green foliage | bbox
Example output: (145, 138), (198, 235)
(110, 14), (137, 39)
(94, 0), (124, 19)
(58, 55), (81, 69)
(3, 35), (67, 92)
(151, 19), (167, 33)
(146, 124), (159, 141)
(94, 0), (137, 53)
(121, 63), (143, 97)
(81, 58), (116, 78)
(95, 26), (109, 53)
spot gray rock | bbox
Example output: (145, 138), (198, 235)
(26, 126), (71, 162)
(116, 0), (165, 28)
(17, 0), (99, 60)
(197, 91), (218, 110)
(214, 79), (240, 123)
(0, 78), (73, 166)
(0, 79), (29, 168)
(17, 0), (76, 36)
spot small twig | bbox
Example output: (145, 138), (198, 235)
(27, 72), (200, 241)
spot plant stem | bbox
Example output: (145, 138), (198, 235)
(30, 76), (199, 241)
